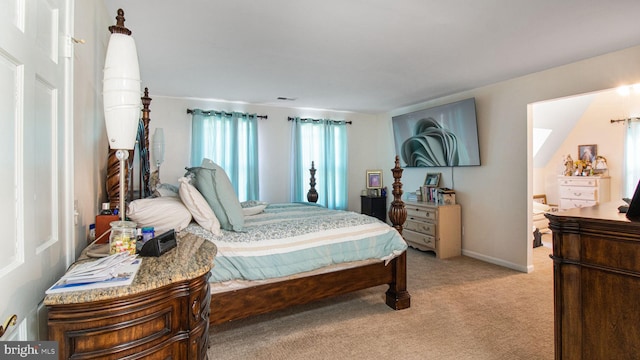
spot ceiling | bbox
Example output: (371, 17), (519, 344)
(103, 1), (640, 114)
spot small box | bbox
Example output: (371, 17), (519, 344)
(95, 214), (120, 244)
(437, 189), (456, 205)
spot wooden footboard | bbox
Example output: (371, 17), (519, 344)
(209, 251), (410, 325)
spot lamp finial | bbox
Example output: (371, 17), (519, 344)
(109, 8), (132, 36)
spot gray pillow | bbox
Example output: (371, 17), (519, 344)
(185, 159), (245, 231)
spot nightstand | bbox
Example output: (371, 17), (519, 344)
(402, 200), (461, 259)
(361, 195), (387, 222)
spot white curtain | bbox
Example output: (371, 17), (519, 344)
(623, 119), (640, 197)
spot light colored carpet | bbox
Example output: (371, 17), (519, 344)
(208, 245), (554, 360)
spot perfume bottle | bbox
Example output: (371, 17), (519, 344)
(100, 202), (112, 215)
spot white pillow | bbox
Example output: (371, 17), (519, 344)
(241, 200), (268, 216)
(127, 196), (192, 234)
(178, 177), (222, 236)
(533, 201), (551, 214)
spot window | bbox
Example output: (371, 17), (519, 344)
(190, 110), (259, 201)
(290, 118), (348, 209)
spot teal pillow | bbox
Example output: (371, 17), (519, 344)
(185, 159), (245, 232)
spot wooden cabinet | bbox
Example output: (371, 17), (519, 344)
(402, 200), (461, 259)
(361, 195), (387, 222)
(547, 202), (640, 360)
(557, 176), (610, 210)
(45, 233), (216, 360)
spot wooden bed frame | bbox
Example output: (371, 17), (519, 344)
(129, 92), (410, 326)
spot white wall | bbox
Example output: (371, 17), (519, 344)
(73, 1), (110, 256)
(537, 90), (629, 205)
(147, 97), (385, 211)
(384, 45), (640, 272)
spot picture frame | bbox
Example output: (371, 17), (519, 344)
(424, 173), (441, 187)
(366, 170), (383, 189)
(578, 144), (597, 163)
(367, 189), (380, 197)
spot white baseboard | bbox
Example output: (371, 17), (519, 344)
(462, 249), (531, 273)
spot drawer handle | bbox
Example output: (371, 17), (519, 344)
(572, 192), (582, 196)
(192, 299), (201, 320)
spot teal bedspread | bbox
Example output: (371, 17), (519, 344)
(184, 203), (407, 282)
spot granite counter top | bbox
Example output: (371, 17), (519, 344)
(44, 232), (216, 305)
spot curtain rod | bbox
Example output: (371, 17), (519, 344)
(611, 117), (640, 123)
(287, 116), (352, 125)
(187, 108), (268, 119)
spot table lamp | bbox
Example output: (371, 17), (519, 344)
(152, 128), (165, 177)
(103, 8), (141, 220)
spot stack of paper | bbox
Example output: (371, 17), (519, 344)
(46, 252), (142, 294)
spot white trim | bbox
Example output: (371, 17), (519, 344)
(461, 249), (532, 273)
(62, 0), (75, 268)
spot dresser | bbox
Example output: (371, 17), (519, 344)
(547, 202), (640, 359)
(557, 175), (610, 210)
(45, 233), (216, 360)
(402, 200), (461, 259)
(361, 195), (387, 222)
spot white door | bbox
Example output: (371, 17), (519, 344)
(0, 0), (72, 340)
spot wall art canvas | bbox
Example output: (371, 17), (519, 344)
(392, 98), (481, 167)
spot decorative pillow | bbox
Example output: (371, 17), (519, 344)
(153, 183), (179, 197)
(127, 196), (192, 234)
(178, 177), (221, 236)
(185, 158), (245, 231)
(241, 200), (268, 216)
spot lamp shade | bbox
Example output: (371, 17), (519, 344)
(152, 128), (165, 166)
(103, 32), (141, 150)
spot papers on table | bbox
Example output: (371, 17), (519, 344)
(46, 252), (142, 294)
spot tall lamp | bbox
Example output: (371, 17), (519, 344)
(152, 128), (165, 177)
(103, 9), (141, 221)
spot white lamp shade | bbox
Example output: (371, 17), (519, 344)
(152, 128), (165, 166)
(103, 33), (141, 150)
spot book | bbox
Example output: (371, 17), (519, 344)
(46, 252), (142, 294)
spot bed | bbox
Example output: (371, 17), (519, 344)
(125, 93), (411, 326)
(532, 194), (553, 231)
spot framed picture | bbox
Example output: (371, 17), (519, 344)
(424, 173), (441, 187)
(578, 144), (597, 163)
(366, 170), (383, 189)
(367, 189), (379, 197)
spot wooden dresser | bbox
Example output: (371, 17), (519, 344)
(45, 233), (216, 360)
(402, 200), (461, 259)
(557, 176), (610, 210)
(547, 202), (640, 359)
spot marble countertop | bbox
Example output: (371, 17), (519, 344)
(44, 232), (216, 305)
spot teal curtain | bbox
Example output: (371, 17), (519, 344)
(191, 109), (259, 201)
(290, 117), (348, 209)
(624, 119), (640, 197)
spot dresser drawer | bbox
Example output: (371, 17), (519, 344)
(404, 219), (436, 236)
(559, 186), (597, 200)
(560, 198), (597, 209)
(559, 177), (600, 187)
(406, 205), (437, 221)
(403, 229), (436, 249)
